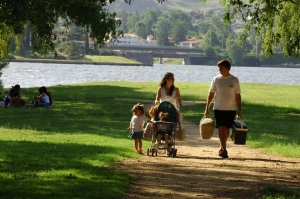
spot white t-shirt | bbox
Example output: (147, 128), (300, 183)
(209, 74), (241, 111)
(130, 114), (149, 132)
(42, 94), (50, 103)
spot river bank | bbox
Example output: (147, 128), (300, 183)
(5, 58), (149, 66)
(5, 58), (300, 68)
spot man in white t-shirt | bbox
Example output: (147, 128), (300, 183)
(204, 59), (242, 158)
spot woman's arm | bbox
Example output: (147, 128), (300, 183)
(35, 93), (46, 99)
(155, 87), (161, 105)
(175, 87), (182, 108)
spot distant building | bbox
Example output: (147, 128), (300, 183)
(179, 39), (202, 48)
(114, 33), (157, 46)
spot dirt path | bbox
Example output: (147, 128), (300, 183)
(115, 100), (300, 199)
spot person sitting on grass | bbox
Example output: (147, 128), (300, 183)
(32, 86), (52, 107)
(4, 86), (23, 108)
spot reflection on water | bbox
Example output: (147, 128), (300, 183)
(1, 62), (300, 88)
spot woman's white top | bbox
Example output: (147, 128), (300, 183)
(41, 94), (50, 104)
(159, 86), (178, 109)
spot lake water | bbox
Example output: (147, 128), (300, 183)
(1, 62), (300, 88)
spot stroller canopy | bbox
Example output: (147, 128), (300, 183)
(154, 101), (178, 123)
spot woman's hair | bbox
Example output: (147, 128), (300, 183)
(217, 59), (231, 70)
(14, 84), (20, 89)
(9, 86), (17, 95)
(159, 72), (174, 96)
(159, 112), (169, 121)
(131, 103), (145, 115)
(38, 86), (48, 94)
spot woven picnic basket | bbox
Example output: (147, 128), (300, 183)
(199, 116), (214, 139)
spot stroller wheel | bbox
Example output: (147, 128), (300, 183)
(168, 148), (172, 157)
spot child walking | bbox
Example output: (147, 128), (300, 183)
(128, 103), (152, 154)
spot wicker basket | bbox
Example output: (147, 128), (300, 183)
(199, 116), (214, 139)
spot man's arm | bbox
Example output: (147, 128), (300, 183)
(204, 92), (215, 116)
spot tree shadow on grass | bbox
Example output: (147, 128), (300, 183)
(0, 139), (133, 198)
(0, 84), (155, 137)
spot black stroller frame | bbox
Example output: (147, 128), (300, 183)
(146, 101), (179, 157)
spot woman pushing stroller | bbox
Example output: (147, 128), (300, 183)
(155, 72), (183, 128)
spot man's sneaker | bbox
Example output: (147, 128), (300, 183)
(219, 149), (229, 158)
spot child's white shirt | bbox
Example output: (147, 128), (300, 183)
(130, 115), (149, 132)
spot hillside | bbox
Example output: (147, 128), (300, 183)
(105, 0), (224, 15)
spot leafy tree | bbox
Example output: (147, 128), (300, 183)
(0, 0), (165, 60)
(171, 21), (188, 45)
(126, 12), (140, 33)
(64, 24), (85, 41)
(197, 22), (210, 34)
(154, 17), (172, 46)
(118, 10), (129, 33)
(134, 22), (147, 39)
(167, 9), (193, 26)
(203, 46), (216, 57)
(139, 9), (161, 36)
(219, 0), (300, 57)
(201, 29), (219, 48)
(59, 41), (83, 57)
(210, 16), (232, 49)
(0, 24), (15, 76)
(226, 35), (251, 65)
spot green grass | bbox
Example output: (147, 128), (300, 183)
(257, 186), (300, 199)
(13, 55), (141, 64)
(82, 55), (140, 64)
(0, 81), (299, 198)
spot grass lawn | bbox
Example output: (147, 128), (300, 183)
(0, 81), (299, 198)
(12, 55), (141, 64)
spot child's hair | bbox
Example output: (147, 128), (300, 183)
(159, 112), (169, 121)
(131, 103), (145, 115)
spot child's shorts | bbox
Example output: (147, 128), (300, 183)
(128, 131), (143, 139)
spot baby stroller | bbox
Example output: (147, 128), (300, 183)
(146, 101), (179, 157)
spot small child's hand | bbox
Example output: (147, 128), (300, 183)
(127, 127), (131, 131)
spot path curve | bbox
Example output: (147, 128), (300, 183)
(114, 100), (300, 199)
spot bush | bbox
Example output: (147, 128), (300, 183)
(243, 54), (260, 66)
(5, 54), (16, 60)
